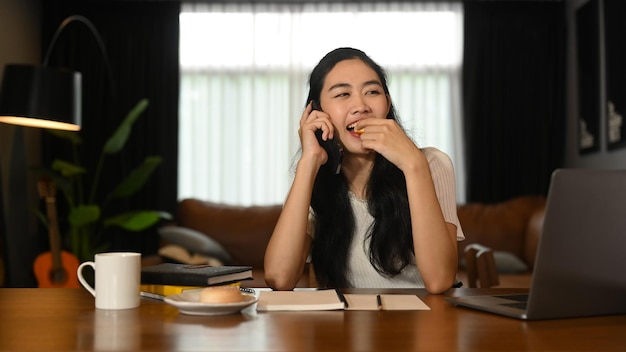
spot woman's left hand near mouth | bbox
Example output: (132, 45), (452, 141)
(356, 118), (424, 172)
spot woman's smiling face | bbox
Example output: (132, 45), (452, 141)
(318, 58), (390, 153)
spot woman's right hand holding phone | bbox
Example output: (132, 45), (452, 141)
(298, 101), (334, 170)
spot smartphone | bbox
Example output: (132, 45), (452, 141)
(312, 101), (343, 174)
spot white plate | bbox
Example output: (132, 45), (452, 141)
(164, 289), (258, 316)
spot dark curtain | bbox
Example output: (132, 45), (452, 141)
(40, 1), (180, 256)
(462, 1), (566, 203)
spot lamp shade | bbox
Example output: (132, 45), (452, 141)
(0, 64), (81, 131)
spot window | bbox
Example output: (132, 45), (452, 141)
(179, 2), (464, 205)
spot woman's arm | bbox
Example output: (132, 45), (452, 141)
(263, 160), (316, 290)
(264, 103), (331, 290)
(356, 119), (459, 293)
(403, 151), (458, 294)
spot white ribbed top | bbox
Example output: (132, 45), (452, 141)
(310, 147), (464, 288)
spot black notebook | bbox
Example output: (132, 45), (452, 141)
(141, 263), (253, 286)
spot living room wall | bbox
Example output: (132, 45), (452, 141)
(565, 0), (626, 169)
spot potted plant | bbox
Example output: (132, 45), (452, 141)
(36, 98), (171, 263)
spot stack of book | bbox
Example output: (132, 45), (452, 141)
(140, 263), (253, 300)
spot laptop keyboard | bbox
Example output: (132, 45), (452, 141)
(495, 294), (528, 302)
(495, 294), (528, 310)
(502, 302), (528, 310)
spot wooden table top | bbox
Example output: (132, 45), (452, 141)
(0, 287), (625, 351)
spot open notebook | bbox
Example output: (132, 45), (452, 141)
(445, 169), (626, 320)
(256, 289), (429, 311)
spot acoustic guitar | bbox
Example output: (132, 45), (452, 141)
(33, 178), (80, 288)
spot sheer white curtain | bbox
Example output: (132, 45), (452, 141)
(179, 2), (464, 206)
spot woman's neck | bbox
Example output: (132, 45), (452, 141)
(341, 153), (375, 199)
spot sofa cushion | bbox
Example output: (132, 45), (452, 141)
(524, 205), (546, 269)
(176, 199), (282, 268)
(157, 244), (224, 266)
(493, 251), (529, 273)
(457, 195), (546, 267)
(158, 225), (232, 263)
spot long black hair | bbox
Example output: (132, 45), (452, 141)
(307, 48), (414, 287)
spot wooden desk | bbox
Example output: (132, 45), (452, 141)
(0, 288), (625, 351)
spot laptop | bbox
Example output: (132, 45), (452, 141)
(445, 169), (626, 320)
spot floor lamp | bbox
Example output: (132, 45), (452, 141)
(0, 16), (89, 287)
(0, 66), (81, 287)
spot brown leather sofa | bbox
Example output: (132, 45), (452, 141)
(457, 195), (546, 287)
(163, 195), (546, 288)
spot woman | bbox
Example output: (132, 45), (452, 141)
(264, 47), (464, 294)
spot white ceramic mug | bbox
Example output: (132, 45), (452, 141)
(77, 252), (141, 310)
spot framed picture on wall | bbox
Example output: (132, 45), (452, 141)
(604, 0), (626, 151)
(575, 0), (600, 154)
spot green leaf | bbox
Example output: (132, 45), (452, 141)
(110, 156), (162, 199)
(47, 129), (82, 145)
(69, 205), (101, 227)
(103, 99), (149, 155)
(104, 211), (172, 232)
(52, 159), (86, 177)
(30, 166), (74, 201)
